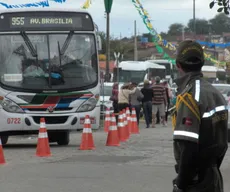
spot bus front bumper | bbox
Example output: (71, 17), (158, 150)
(0, 106), (100, 132)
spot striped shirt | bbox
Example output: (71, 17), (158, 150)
(152, 84), (166, 105)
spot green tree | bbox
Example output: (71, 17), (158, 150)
(187, 19), (210, 34)
(167, 23), (184, 36)
(97, 31), (106, 54)
(209, 0), (230, 14)
(110, 40), (133, 58)
(142, 33), (154, 42)
(209, 13), (230, 34)
(160, 32), (168, 39)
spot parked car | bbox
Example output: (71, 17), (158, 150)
(100, 82), (114, 115)
(212, 83), (230, 142)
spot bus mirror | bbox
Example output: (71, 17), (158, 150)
(97, 35), (102, 51)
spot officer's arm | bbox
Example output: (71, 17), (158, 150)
(174, 140), (198, 189)
(173, 95), (200, 190)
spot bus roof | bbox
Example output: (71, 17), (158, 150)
(119, 61), (165, 71)
(202, 66), (217, 72)
(0, 8), (90, 14)
(147, 59), (172, 64)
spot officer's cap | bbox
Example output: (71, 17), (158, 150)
(176, 40), (204, 65)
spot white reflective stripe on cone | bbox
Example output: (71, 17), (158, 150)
(40, 122), (46, 128)
(110, 125), (117, 131)
(83, 128), (92, 133)
(0, 139), (2, 145)
(84, 119), (91, 124)
(105, 117), (110, 121)
(39, 132), (48, 138)
(111, 117), (116, 122)
(117, 122), (124, 127)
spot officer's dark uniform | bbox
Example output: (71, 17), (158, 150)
(172, 41), (228, 192)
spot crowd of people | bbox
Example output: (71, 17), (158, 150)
(109, 76), (172, 128)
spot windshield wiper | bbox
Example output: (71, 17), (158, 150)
(60, 31), (74, 55)
(13, 44), (27, 58)
(20, 31), (37, 58)
(57, 41), (62, 66)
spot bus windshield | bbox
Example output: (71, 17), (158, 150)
(119, 70), (146, 84)
(0, 33), (97, 91)
(154, 62), (171, 76)
(148, 68), (166, 79)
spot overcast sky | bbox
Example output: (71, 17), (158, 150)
(0, 0), (221, 37)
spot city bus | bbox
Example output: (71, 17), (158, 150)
(0, 8), (102, 145)
(113, 61), (166, 84)
(147, 59), (177, 85)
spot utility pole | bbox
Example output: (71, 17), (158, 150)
(134, 20), (138, 61)
(105, 12), (110, 81)
(104, 0), (113, 82)
(193, 0), (196, 39)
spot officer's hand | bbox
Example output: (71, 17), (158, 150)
(172, 184), (184, 192)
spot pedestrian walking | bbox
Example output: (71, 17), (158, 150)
(118, 82), (136, 112)
(162, 79), (171, 124)
(110, 82), (119, 122)
(129, 82), (144, 125)
(172, 40), (228, 192)
(141, 79), (153, 128)
(151, 76), (167, 128)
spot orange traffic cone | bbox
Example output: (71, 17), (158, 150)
(131, 108), (140, 134)
(80, 115), (95, 150)
(106, 113), (120, 146)
(36, 118), (51, 157)
(0, 138), (6, 164)
(126, 107), (132, 133)
(117, 111), (127, 142)
(104, 108), (111, 132)
(123, 109), (130, 140)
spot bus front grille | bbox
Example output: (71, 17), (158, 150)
(32, 116), (69, 124)
(26, 108), (73, 112)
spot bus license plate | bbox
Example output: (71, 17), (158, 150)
(80, 117), (96, 124)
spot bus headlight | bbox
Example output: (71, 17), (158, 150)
(77, 98), (97, 112)
(1, 99), (24, 113)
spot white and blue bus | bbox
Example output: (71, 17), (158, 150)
(0, 8), (102, 145)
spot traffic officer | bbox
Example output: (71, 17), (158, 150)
(172, 40), (228, 192)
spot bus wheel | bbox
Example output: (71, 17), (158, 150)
(56, 131), (70, 146)
(1, 136), (8, 145)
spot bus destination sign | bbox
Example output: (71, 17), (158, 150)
(10, 16), (81, 28)
(0, 12), (94, 31)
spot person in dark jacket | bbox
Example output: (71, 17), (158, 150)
(162, 80), (171, 124)
(130, 82), (144, 125)
(172, 40), (228, 192)
(110, 82), (119, 122)
(141, 79), (153, 128)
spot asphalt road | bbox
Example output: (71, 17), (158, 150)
(1, 121), (230, 192)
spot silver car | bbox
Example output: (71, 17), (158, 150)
(100, 83), (114, 115)
(212, 83), (230, 142)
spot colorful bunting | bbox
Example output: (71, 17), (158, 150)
(81, 0), (226, 66)
(131, 0), (226, 66)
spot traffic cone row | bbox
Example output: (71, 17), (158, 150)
(0, 107), (140, 165)
(104, 107), (139, 147)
